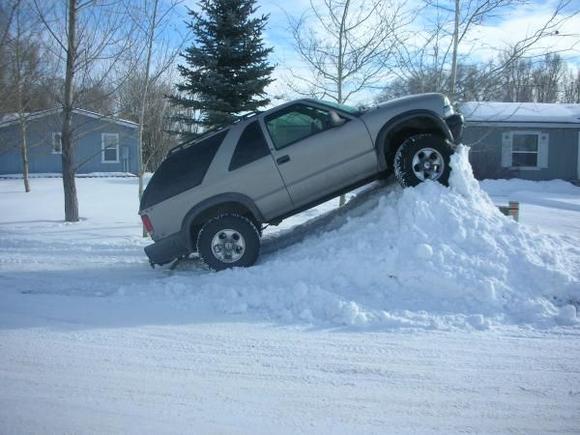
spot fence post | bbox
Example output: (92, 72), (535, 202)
(508, 201), (519, 222)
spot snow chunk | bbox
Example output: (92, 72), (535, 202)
(415, 243), (433, 260)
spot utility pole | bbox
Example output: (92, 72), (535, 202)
(450, 0), (460, 98)
(137, 0), (160, 236)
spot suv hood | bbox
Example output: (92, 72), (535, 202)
(362, 93), (448, 115)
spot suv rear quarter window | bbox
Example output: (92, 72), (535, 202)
(140, 130), (228, 210)
(229, 121), (271, 171)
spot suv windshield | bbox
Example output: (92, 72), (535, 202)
(317, 100), (360, 115)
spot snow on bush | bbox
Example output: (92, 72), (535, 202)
(119, 146), (579, 330)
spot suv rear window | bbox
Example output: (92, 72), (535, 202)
(140, 130), (228, 210)
(229, 121), (270, 171)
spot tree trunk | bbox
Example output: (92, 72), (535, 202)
(14, 5), (30, 193)
(62, 0), (79, 222)
(338, 1), (349, 208)
(18, 117), (30, 192)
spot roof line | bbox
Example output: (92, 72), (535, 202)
(0, 107), (139, 129)
(465, 120), (580, 128)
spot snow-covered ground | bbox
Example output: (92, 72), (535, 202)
(1, 147), (579, 433)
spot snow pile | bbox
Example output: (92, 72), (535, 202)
(119, 146), (579, 329)
(0, 172), (137, 179)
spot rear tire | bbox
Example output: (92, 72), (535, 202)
(197, 214), (260, 271)
(394, 134), (453, 187)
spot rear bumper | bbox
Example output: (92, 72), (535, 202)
(445, 113), (464, 144)
(144, 232), (189, 266)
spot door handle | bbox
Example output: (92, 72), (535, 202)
(277, 155), (290, 165)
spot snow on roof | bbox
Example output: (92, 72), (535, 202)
(0, 113), (27, 123)
(460, 101), (580, 125)
(0, 107), (138, 129)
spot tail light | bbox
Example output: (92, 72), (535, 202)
(141, 214), (154, 234)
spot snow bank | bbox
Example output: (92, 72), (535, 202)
(0, 172), (137, 179)
(460, 101), (580, 124)
(118, 146), (579, 330)
(481, 178), (580, 197)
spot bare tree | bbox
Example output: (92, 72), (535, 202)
(13, 4), (33, 192)
(532, 53), (564, 103)
(288, 0), (405, 104)
(0, 0), (21, 48)
(288, 0), (406, 205)
(60, 0), (79, 221)
(136, 0), (159, 233)
(376, 60), (501, 103)
(34, 0), (139, 222)
(499, 52), (534, 102)
(119, 75), (180, 171)
(74, 80), (116, 113)
(447, 0), (529, 96)
(1, 0), (51, 192)
(562, 70), (580, 103)
(392, 0), (529, 99)
(121, 0), (186, 235)
(392, 0), (578, 100)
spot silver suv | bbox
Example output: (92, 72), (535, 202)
(140, 93), (463, 270)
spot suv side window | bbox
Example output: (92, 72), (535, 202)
(265, 104), (334, 150)
(229, 121), (270, 171)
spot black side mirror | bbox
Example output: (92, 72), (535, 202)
(329, 110), (346, 127)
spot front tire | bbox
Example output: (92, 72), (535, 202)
(394, 134), (453, 187)
(197, 214), (260, 271)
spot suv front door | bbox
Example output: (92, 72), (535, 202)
(262, 103), (376, 208)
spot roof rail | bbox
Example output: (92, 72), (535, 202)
(233, 110), (262, 124)
(167, 111), (262, 156)
(167, 126), (225, 156)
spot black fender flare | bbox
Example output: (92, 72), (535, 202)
(180, 193), (264, 251)
(375, 109), (453, 169)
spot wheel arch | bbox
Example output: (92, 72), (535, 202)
(181, 193), (264, 251)
(376, 110), (453, 170)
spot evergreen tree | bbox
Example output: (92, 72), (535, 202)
(172, 0), (274, 132)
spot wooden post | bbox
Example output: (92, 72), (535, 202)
(498, 201), (520, 222)
(508, 201), (519, 222)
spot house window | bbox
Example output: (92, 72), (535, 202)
(512, 132), (539, 167)
(501, 131), (548, 169)
(52, 132), (62, 154)
(102, 133), (119, 163)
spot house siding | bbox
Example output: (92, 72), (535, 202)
(463, 124), (580, 181)
(0, 112), (138, 175)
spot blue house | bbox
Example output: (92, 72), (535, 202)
(461, 102), (580, 181)
(0, 108), (139, 175)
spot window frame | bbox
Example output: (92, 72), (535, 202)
(264, 103), (340, 150)
(511, 131), (540, 169)
(101, 133), (120, 163)
(314, 99), (361, 116)
(52, 132), (62, 154)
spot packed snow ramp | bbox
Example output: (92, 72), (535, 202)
(119, 146), (579, 330)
